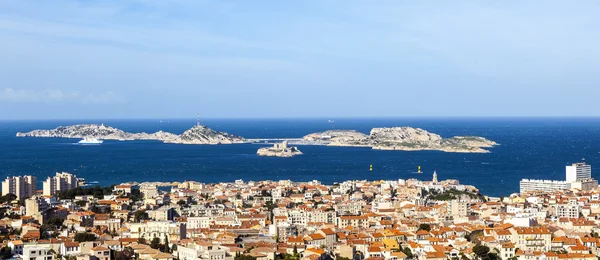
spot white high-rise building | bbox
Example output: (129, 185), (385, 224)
(566, 162), (592, 182)
(43, 172), (79, 196)
(519, 179), (570, 193)
(1, 175), (37, 200)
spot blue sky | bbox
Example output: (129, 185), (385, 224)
(1, 0), (599, 119)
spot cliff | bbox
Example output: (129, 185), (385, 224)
(304, 127), (497, 153)
(16, 124), (245, 145)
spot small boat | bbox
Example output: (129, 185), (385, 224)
(78, 138), (103, 144)
(416, 166), (422, 174)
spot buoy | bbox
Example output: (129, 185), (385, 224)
(369, 164), (373, 171)
(417, 166), (422, 174)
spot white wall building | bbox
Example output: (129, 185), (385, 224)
(556, 203), (580, 218)
(569, 178), (598, 191)
(20, 244), (54, 260)
(43, 172), (79, 196)
(566, 162), (592, 182)
(2, 175), (36, 200)
(520, 179), (570, 193)
(187, 216), (212, 229)
(129, 221), (187, 243)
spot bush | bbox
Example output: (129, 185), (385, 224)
(74, 232), (97, 242)
(0, 194), (17, 204)
(58, 185), (114, 200)
(418, 224), (431, 231)
(473, 244), (490, 257)
(134, 210), (150, 222)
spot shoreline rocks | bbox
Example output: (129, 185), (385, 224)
(16, 124), (245, 145)
(16, 124), (497, 153)
(304, 127), (497, 153)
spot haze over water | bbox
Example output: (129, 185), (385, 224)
(1, 117), (599, 197)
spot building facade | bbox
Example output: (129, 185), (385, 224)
(566, 162), (592, 182)
(519, 179), (569, 193)
(1, 175), (36, 200)
(43, 172), (79, 196)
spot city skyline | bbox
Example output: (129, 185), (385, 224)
(1, 1), (600, 119)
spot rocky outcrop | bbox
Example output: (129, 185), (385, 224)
(16, 124), (130, 139)
(304, 127), (497, 153)
(16, 124), (244, 145)
(302, 130), (370, 147)
(165, 125), (245, 144)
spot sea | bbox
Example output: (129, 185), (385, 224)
(1, 117), (599, 197)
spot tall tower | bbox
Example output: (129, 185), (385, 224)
(566, 162), (592, 182)
(432, 171), (438, 183)
(197, 113), (200, 126)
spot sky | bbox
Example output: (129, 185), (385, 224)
(1, 0), (599, 119)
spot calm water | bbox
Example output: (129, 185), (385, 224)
(1, 118), (599, 197)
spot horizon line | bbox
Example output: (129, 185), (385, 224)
(2, 115), (600, 121)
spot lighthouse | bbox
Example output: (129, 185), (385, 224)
(432, 171), (438, 183)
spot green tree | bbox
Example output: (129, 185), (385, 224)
(150, 237), (161, 249)
(138, 237), (147, 244)
(0, 194), (17, 204)
(129, 188), (142, 202)
(473, 245), (490, 258)
(134, 210), (150, 222)
(45, 217), (65, 228)
(74, 232), (97, 242)
(0, 246), (13, 259)
(418, 224), (431, 232)
(177, 200), (187, 206)
(402, 247), (413, 259)
(163, 235), (170, 253)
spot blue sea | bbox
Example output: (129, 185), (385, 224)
(1, 118), (599, 197)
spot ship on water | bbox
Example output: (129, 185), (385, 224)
(78, 138), (103, 144)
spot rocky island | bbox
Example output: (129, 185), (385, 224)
(16, 124), (496, 153)
(16, 124), (246, 145)
(256, 141), (303, 157)
(303, 127), (497, 153)
(165, 125), (246, 145)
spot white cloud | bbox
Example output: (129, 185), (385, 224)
(0, 88), (124, 104)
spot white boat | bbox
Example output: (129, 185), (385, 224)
(78, 138), (103, 144)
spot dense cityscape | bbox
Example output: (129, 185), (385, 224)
(0, 163), (599, 260)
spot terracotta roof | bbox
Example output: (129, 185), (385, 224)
(91, 245), (110, 251)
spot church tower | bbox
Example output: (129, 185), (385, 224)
(432, 171), (438, 183)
